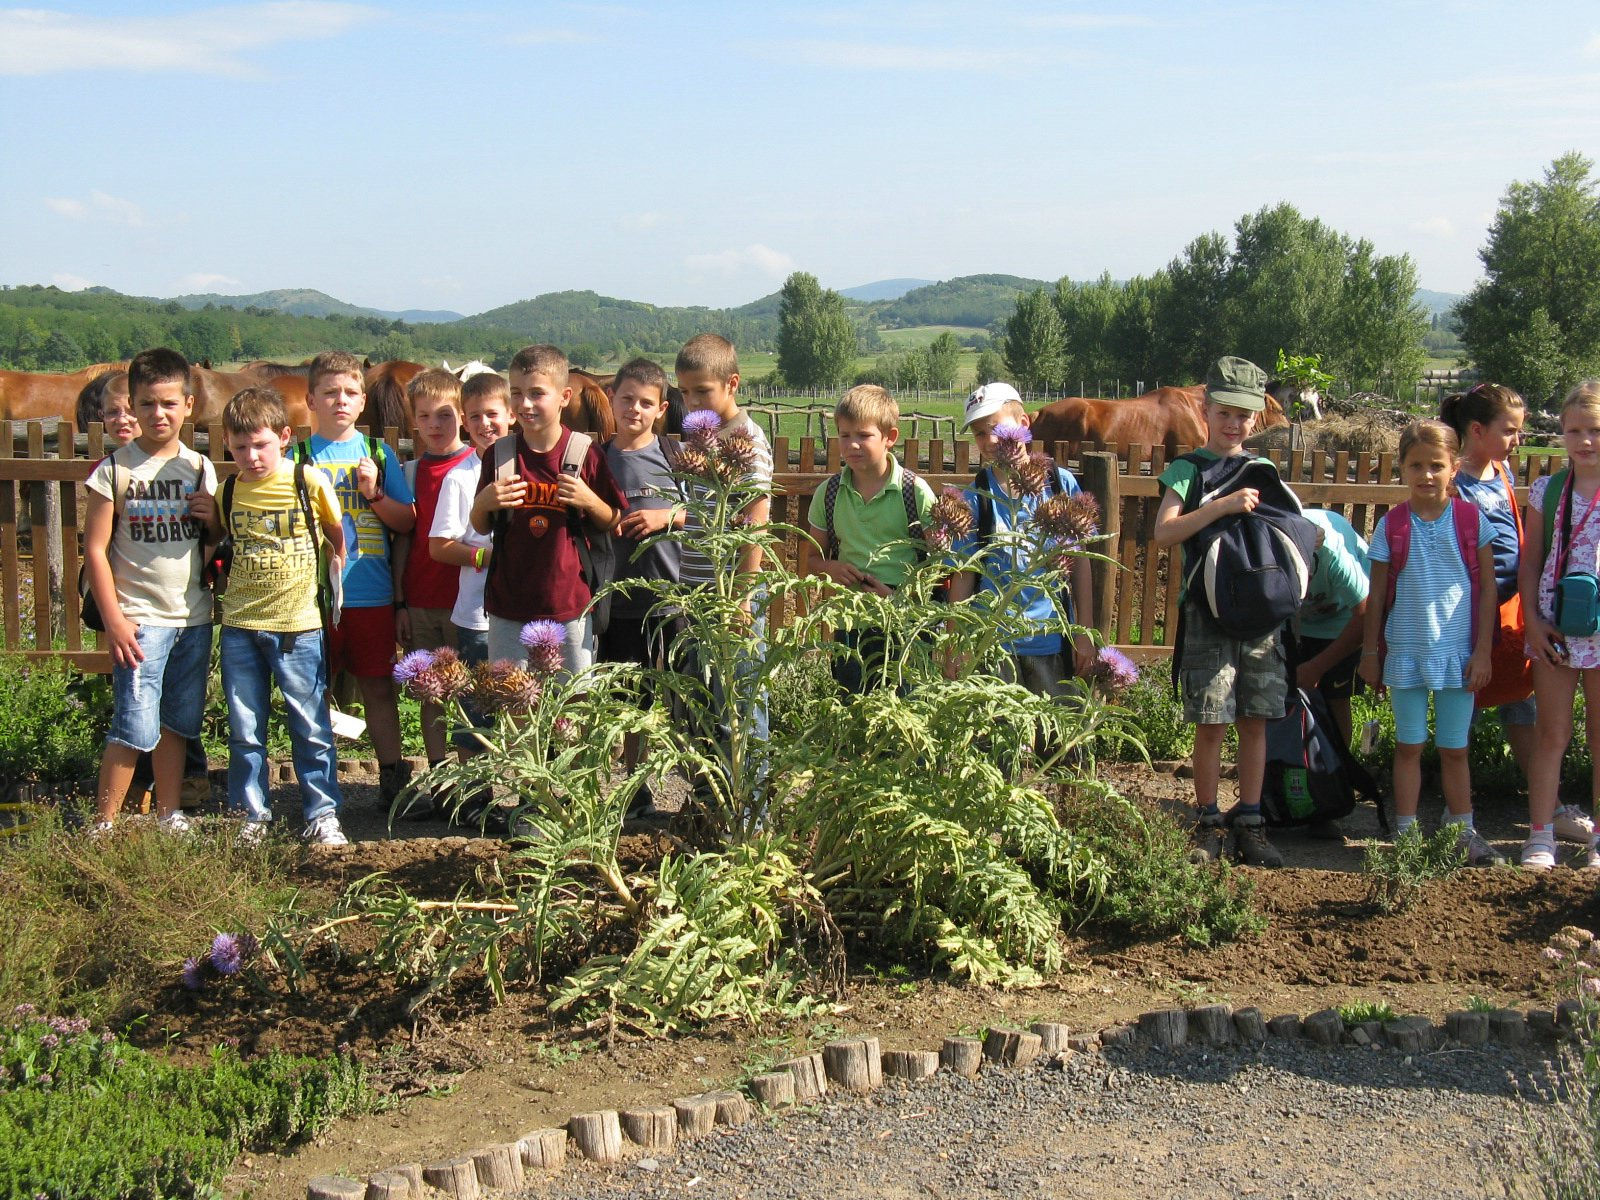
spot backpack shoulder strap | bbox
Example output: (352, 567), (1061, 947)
(1496, 461), (1526, 543)
(973, 466), (997, 548)
(1383, 501), (1412, 620)
(823, 471), (844, 559)
(1452, 496), (1483, 650)
(402, 457), (418, 491)
(561, 430), (592, 478)
(1173, 451), (1209, 514)
(900, 466), (927, 547)
(1544, 466), (1570, 560)
(220, 473), (236, 532)
(493, 434), (516, 481)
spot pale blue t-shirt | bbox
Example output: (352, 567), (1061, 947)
(953, 464), (1083, 657)
(299, 433), (415, 608)
(1299, 508), (1370, 641)
(1453, 468), (1521, 604)
(1369, 505), (1492, 690)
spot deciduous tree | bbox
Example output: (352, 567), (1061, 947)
(777, 272), (855, 389)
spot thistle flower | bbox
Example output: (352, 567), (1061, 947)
(1010, 451), (1054, 497)
(551, 716), (579, 745)
(1095, 646), (1140, 692)
(419, 647), (473, 703)
(520, 620), (567, 675)
(926, 487), (975, 552)
(471, 661), (543, 713)
(181, 957), (207, 991)
(718, 431), (759, 474)
(394, 649), (434, 690)
(991, 421), (1032, 460)
(675, 443), (713, 480)
(1034, 492), (1102, 550)
(210, 933), (244, 976)
(682, 410), (722, 445)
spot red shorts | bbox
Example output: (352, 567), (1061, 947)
(328, 603), (398, 679)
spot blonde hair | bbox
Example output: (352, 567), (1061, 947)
(676, 333), (738, 381)
(407, 367), (462, 411)
(835, 384), (899, 434)
(1397, 418), (1460, 465)
(1561, 379), (1600, 427)
(224, 386), (290, 436)
(998, 399), (1028, 424)
(507, 344), (569, 389)
(307, 351), (365, 395)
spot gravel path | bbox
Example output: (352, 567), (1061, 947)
(515, 1040), (1559, 1200)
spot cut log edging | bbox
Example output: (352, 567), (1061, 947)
(303, 1002), (1563, 1197)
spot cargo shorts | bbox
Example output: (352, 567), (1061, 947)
(1178, 599), (1288, 724)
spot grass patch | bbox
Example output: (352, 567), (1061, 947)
(0, 808), (320, 1024)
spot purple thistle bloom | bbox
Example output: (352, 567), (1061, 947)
(210, 933), (243, 976)
(992, 422), (1032, 448)
(1096, 646), (1141, 692)
(181, 957), (207, 991)
(520, 620), (567, 675)
(682, 410), (723, 442)
(394, 649), (434, 687)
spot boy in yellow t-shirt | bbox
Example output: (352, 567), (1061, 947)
(213, 386), (349, 846)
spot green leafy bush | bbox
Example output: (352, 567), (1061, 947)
(0, 1009), (376, 1200)
(1336, 999), (1396, 1024)
(0, 656), (107, 792)
(1363, 825), (1465, 913)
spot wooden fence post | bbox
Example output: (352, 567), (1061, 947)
(1080, 451), (1119, 645)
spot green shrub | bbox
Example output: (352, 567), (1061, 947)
(0, 656), (107, 792)
(1336, 999), (1396, 1024)
(1363, 825), (1464, 913)
(1056, 783), (1265, 947)
(1097, 673), (1193, 762)
(0, 1010), (376, 1200)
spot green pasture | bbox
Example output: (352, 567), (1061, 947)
(876, 325), (979, 349)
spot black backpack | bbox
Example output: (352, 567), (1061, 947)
(1175, 453), (1318, 641)
(491, 431), (615, 636)
(971, 460), (1075, 621)
(1261, 687), (1389, 832)
(821, 463), (928, 561)
(215, 460), (330, 622)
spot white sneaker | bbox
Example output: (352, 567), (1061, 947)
(302, 814), (348, 846)
(89, 819), (115, 839)
(1583, 842), (1600, 871)
(1520, 838), (1557, 871)
(1555, 805), (1597, 843)
(157, 811), (193, 834)
(236, 819), (268, 848)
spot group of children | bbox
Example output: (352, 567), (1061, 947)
(81, 337), (1600, 871)
(1158, 358), (1600, 871)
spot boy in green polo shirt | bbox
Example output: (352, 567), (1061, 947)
(807, 384), (936, 693)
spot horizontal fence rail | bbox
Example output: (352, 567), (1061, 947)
(1, 420), (1559, 672)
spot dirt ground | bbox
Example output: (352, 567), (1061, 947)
(161, 760), (1600, 1199)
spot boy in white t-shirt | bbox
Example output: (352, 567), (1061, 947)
(83, 347), (218, 834)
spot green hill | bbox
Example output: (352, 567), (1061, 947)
(161, 287), (462, 324)
(873, 274), (1051, 329)
(462, 289), (780, 354)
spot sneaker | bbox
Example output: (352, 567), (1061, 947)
(236, 819), (268, 848)
(1555, 805), (1597, 843)
(1520, 837), (1557, 871)
(1189, 811), (1229, 864)
(180, 775), (210, 810)
(1582, 842), (1600, 871)
(1229, 811), (1284, 869)
(378, 760), (414, 809)
(89, 819), (115, 839)
(157, 810), (193, 835)
(1457, 827), (1506, 867)
(302, 814), (348, 847)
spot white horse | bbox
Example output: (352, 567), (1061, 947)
(442, 359), (499, 382)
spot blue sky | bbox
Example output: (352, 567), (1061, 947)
(2, 1), (1597, 316)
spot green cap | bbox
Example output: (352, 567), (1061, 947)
(1205, 355), (1267, 412)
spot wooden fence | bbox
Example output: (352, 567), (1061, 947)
(0, 420), (1561, 672)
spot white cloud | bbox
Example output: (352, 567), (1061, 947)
(617, 212), (664, 233)
(0, 3), (378, 78)
(45, 190), (145, 228)
(784, 38), (1083, 72)
(51, 272), (95, 291)
(683, 244), (796, 279)
(175, 273), (242, 291)
(1409, 216), (1455, 238)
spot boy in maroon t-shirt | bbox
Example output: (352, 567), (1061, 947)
(397, 370), (477, 773)
(470, 344), (626, 672)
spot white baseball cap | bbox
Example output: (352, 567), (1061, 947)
(964, 381), (1023, 428)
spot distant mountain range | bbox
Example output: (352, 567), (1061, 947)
(113, 286), (465, 325)
(840, 278), (934, 302)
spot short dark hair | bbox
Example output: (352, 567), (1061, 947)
(675, 334), (738, 381)
(75, 370), (128, 429)
(461, 372), (510, 409)
(507, 344), (569, 388)
(224, 386), (290, 436)
(127, 348), (192, 400)
(613, 357), (669, 401)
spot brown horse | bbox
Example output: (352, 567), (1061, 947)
(0, 363), (123, 423)
(565, 369), (617, 439)
(1030, 385), (1287, 456)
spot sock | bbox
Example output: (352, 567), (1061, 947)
(1232, 803), (1261, 816)
(1199, 803), (1221, 818)
(1530, 823), (1555, 844)
(1396, 814), (1418, 834)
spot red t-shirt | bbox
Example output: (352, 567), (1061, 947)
(404, 447), (477, 610)
(479, 429), (627, 624)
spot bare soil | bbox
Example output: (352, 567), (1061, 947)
(159, 761), (1600, 1199)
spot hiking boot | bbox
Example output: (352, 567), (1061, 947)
(180, 775), (211, 810)
(1229, 811), (1284, 869)
(302, 814), (349, 846)
(1189, 811), (1229, 864)
(157, 810), (193, 835)
(1457, 827), (1506, 867)
(1520, 837), (1557, 872)
(1555, 805), (1597, 843)
(378, 760), (414, 809)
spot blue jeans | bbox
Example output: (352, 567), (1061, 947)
(107, 623), (211, 752)
(220, 625), (342, 825)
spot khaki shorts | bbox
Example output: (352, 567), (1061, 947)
(1178, 600), (1288, 724)
(405, 606), (458, 653)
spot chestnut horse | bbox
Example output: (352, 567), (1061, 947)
(1030, 385), (1287, 457)
(0, 363), (123, 423)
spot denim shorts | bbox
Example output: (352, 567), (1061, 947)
(108, 623), (212, 752)
(1179, 601), (1287, 724)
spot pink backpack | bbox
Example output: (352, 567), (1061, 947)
(1381, 497), (1482, 652)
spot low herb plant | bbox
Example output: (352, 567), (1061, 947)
(0, 655), (106, 793)
(1363, 825), (1465, 914)
(1336, 999), (1396, 1025)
